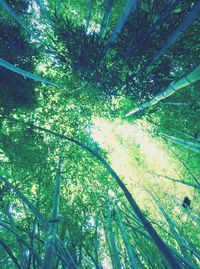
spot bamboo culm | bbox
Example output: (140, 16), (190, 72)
(126, 0), (181, 58)
(0, 172), (76, 267)
(144, 1), (200, 68)
(0, 0), (52, 48)
(126, 65), (200, 116)
(42, 155), (63, 269)
(35, 0), (53, 25)
(99, 0), (113, 38)
(159, 133), (200, 154)
(115, 207), (138, 268)
(143, 188), (197, 269)
(0, 58), (65, 87)
(106, 210), (121, 269)
(86, 0), (93, 32)
(103, 0), (137, 57)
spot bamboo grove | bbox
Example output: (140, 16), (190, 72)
(0, 0), (200, 268)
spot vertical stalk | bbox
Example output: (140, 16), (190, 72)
(42, 153), (63, 269)
(86, 0), (93, 32)
(115, 207), (138, 268)
(99, 0), (113, 38)
(106, 209), (121, 269)
(7, 207), (27, 268)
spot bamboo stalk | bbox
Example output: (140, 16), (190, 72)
(0, 239), (22, 269)
(126, 0), (181, 57)
(142, 187), (197, 269)
(126, 65), (200, 116)
(86, 0), (94, 32)
(160, 132), (200, 153)
(103, 0), (137, 57)
(42, 154), (63, 269)
(0, 58), (65, 87)
(115, 207), (138, 268)
(106, 210), (121, 269)
(144, 1), (200, 68)
(35, 0), (53, 25)
(99, 0), (113, 38)
(0, 0), (51, 48)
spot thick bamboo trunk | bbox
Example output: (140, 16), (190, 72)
(103, 0), (137, 57)
(126, 64), (200, 116)
(4, 116), (183, 269)
(126, 0), (181, 57)
(0, 58), (64, 87)
(99, 0), (113, 38)
(144, 1), (200, 68)
(159, 133), (200, 153)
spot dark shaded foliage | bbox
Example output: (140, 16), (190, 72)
(7, 0), (30, 14)
(56, 17), (104, 72)
(0, 20), (38, 112)
(55, 17), (125, 96)
(100, 0), (199, 99)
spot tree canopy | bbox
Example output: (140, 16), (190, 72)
(0, 0), (200, 268)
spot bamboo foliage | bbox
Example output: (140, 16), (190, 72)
(126, 64), (200, 116)
(3, 115), (183, 269)
(144, 1), (200, 68)
(0, 0), (199, 268)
